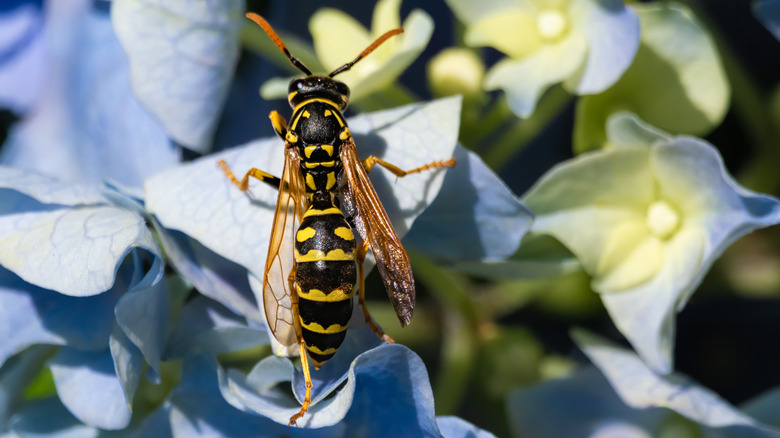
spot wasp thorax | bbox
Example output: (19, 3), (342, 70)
(288, 76), (350, 111)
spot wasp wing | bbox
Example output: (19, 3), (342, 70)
(340, 138), (415, 326)
(263, 146), (306, 350)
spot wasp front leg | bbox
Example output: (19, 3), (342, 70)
(217, 160), (281, 193)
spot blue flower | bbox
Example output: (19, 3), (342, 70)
(0, 167), (167, 430)
(0, 0), (179, 190)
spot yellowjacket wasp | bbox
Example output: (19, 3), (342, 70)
(219, 12), (455, 425)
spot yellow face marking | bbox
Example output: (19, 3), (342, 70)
(295, 248), (354, 262)
(299, 319), (348, 334)
(305, 345), (338, 356)
(303, 206), (343, 218)
(305, 173), (316, 190)
(321, 145), (334, 156)
(325, 172), (337, 190)
(296, 227), (316, 242)
(339, 127), (351, 141)
(296, 285), (355, 302)
(333, 227), (354, 241)
(301, 110), (311, 118)
(324, 109), (332, 117)
(304, 145), (317, 158)
(286, 131), (298, 144)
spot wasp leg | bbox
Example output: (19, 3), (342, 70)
(362, 156), (456, 177)
(217, 160), (281, 192)
(269, 110), (288, 140)
(288, 339), (313, 426)
(287, 263), (311, 426)
(356, 240), (395, 344)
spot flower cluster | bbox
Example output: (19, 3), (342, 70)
(2, 0), (780, 437)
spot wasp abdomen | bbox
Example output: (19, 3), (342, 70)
(295, 197), (357, 367)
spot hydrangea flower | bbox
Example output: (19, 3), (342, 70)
(0, 167), (168, 430)
(508, 329), (780, 437)
(111, 0), (245, 153)
(574, 2), (730, 153)
(0, 0), (179, 189)
(445, 0), (639, 117)
(523, 112), (780, 373)
(260, 0), (433, 103)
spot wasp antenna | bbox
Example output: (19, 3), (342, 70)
(246, 12), (312, 76)
(329, 28), (404, 78)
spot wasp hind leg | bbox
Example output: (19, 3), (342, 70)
(288, 339), (313, 426)
(288, 267), (313, 426)
(356, 241), (395, 344)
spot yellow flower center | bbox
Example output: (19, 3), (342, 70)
(536, 9), (568, 42)
(646, 200), (680, 239)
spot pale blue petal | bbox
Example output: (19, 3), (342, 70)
(566, 0), (639, 94)
(114, 273), (169, 381)
(0, 166), (105, 206)
(167, 295), (269, 358)
(0, 266), (123, 367)
(154, 225), (264, 322)
(0, 203), (161, 296)
(0, 3), (178, 189)
(111, 0), (244, 152)
(573, 329), (779, 432)
(222, 339), (438, 433)
(139, 354), (321, 437)
(0, 0), (46, 113)
(49, 347), (132, 430)
(109, 323), (143, 412)
(146, 97), (461, 280)
(508, 367), (667, 437)
(221, 327), (382, 423)
(406, 145), (532, 261)
(9, 397), (101, 438)
(437, 416), (497, 438)
(754, 0), (780, 41)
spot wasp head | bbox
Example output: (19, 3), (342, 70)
(288, 76), (350, 111)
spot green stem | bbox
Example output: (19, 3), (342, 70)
(481, 86), (572, 172)
(409, 251), (477, 415)
(460, 97), (513, 150)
